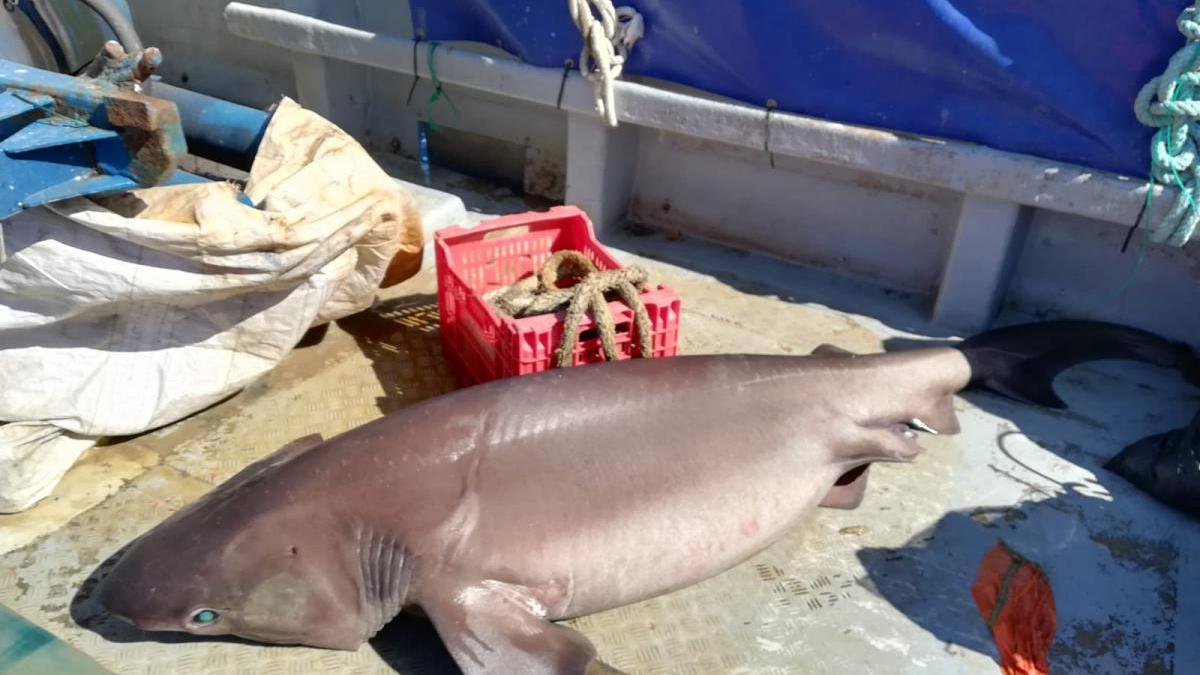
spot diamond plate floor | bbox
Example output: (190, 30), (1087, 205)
(1, 169), (1198, 674)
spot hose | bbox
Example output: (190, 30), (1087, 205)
(78, 0), (142, 52)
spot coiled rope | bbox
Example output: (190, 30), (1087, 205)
(1134, 1), (1200, 246)
(485, 251), (653, 368)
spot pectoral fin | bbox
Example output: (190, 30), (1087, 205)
(419, 582), (624, 675)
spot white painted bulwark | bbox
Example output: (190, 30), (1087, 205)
(291, 52), (333, 118)
(629, 131), (961, 295)
(565, 112), (639, 231)
(932, 197), (1030, 330)
(223, 2), (1176, 228)
(220, 2), (1198, 342)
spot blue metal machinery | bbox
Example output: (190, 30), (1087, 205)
(148, 80), (270, 171)
(0, 42), (272, 220)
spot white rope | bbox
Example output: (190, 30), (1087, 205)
(569, 0), (644, 126)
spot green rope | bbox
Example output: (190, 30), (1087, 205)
(424, 42), (458, 133)
(1134, 2), (1200, 246)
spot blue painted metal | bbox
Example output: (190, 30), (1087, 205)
(19, 173), (138, 210)
(149, 82), (270, 170)
(0, 91), (43, 121)
(16, 169), (225, 210)
(0, 121), (118, 154)
(1, 46), (274, 220)
(0, 49), (187, 219)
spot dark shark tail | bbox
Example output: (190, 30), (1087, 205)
(956, 320), (1200, 409)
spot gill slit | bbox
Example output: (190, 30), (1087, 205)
(357, 526), (410, 638)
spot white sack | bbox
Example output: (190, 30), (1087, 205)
(0, 97), (423, 512)
(0, 424), (97, 513)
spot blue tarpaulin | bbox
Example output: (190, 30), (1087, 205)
(410, 1), (1191, 178)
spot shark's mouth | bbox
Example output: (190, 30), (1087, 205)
(821, 464), (872, 510)
(834, 464), (870, 486)
(823, 418), (939, 510)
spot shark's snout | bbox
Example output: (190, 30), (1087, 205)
(98, 592), (178, 633)
(96, 560), (163, 630)
(97, 580), (139, 627)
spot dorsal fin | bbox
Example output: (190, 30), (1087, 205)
(144, 434), (325, 527)
(223, 433), (325, 491)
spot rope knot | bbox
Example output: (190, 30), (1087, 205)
(569, 0), (644, 126)
(484, 250), (654, 367)
(1181, 7), (1200, 41)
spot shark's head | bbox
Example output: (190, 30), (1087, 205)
(97, 456), (368, 650)
(821, 398), (954, 513)
(813, 343), (964, 455)
(812, 344), (966, 509)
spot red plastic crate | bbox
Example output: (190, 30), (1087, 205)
(435, 206), (681, 386)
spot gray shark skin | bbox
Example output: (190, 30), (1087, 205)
(958, 320), (1200, 408)
(95, 321), (1197, 674)
(1105, 407), (1200, 516)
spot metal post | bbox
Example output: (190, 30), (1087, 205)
(932, 195), (1031, 331)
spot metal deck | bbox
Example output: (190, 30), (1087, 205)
(1, 166), (1197, 674)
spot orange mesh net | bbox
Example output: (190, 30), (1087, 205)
(971, 541), (1056, 675)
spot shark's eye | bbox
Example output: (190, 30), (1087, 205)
(190, 609), (219, 625)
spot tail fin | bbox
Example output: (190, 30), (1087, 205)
(956, 321), (1200, 409)
(958, 345), (1071, 408)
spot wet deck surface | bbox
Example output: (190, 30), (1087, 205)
(1, 165), (1198, 674)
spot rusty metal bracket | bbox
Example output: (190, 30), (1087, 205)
(0, 42), (193, 218)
